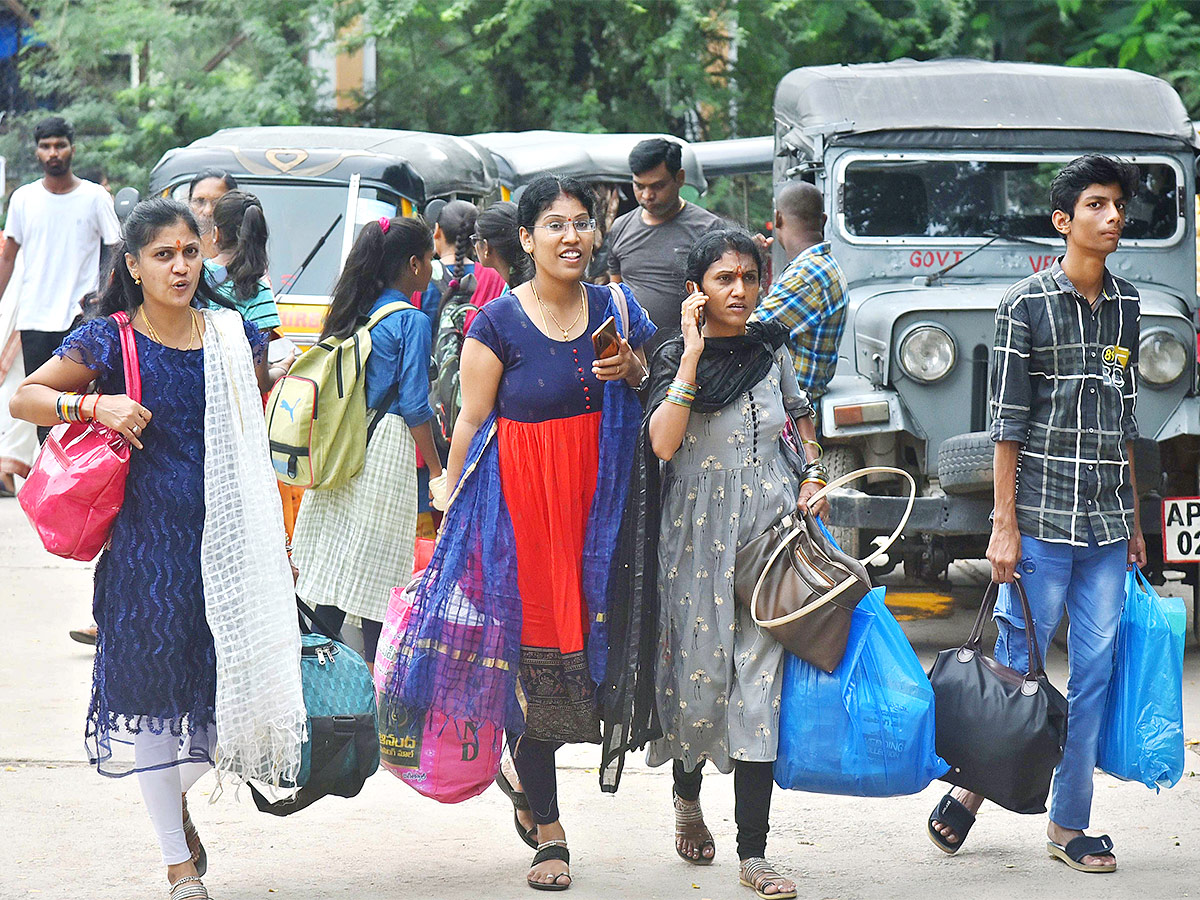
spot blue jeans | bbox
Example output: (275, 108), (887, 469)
(993, 530), (1127, 830)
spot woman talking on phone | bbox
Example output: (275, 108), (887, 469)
(608, 228), (825, 900)
(395, 175), (654, 892)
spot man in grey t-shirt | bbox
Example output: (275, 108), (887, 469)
(607, 138), (722, 348)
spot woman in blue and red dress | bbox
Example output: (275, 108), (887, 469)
(445, 175), (654, 891)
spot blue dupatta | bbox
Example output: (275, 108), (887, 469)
(382, 285), (653, 734)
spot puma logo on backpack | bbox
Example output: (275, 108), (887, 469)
(266, 300), (413, 490)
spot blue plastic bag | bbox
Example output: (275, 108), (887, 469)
(774, 586), (949, 796)
(1097, 568), (1186, 790)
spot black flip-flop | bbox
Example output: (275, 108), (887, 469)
(528, 841), (571, 892)
(1048, 834), (1116, 873)
(496, 766), (539, 849)
(927, 793), (975, 854)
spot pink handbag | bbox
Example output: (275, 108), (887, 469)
(19, 312), (141, 561)
(375, 572), (503, 804)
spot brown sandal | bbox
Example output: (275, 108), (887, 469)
(673, 790), (715, 865)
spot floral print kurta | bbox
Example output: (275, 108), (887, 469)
(648, 349), (807, 773)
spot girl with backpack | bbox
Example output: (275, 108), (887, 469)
(291, 217), (444, 667)
(9, 198), (304, 900)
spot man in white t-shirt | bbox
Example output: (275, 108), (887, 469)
(0, 116), (121, 403)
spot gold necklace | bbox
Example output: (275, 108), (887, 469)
(142, 307), (198, 350)
(531, 282), (585, 340)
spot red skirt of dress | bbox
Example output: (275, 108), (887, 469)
(497, 411), (601, 653)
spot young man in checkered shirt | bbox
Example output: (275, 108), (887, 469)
(929, 155), (1147, 874)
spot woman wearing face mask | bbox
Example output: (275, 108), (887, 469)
(291, 216), (443, 668)
(610, 228), (825, 900)
(386, 175), (654, 893)
(9, 198), (304, 900)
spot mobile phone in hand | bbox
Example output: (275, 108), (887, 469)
(592, 315), (620, 359)
(685, 280), (706, 328)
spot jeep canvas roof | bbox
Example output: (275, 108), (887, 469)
(776, 59), (1200, 153)
(149, 126), (499, 204)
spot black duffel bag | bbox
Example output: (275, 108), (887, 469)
(928, 578), (1068, 814)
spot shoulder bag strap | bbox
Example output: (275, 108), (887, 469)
(362, 300), (415, 443)
(749, 466), (917, 630)
(608, 283), (630, 338)
(365, 300), (416, 331)
(111, 311), (141, 404)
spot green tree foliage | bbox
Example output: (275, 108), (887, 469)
(1, 0), (323, 190)
(7, 0), (1200, 211)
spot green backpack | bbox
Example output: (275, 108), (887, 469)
(267, 301), (413, 490)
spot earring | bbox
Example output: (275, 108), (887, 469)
(133, 275), (141, 285)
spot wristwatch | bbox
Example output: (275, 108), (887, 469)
(635, 362), (650, 390)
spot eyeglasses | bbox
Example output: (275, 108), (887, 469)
(531, 218), (596, 235)
(470, 234), (485, 245)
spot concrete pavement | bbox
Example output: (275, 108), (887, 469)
(1, 498), (1198, 900)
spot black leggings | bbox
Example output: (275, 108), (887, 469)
(507, 731), (562, 826)
(673, 759), (774, 860)
(313, 605), (382, 663)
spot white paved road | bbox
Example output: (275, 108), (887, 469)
(1, 499), (1197, 900)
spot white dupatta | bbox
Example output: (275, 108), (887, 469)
(200, 306), (306, 788)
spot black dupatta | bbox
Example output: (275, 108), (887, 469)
(599, 321), (789, 792)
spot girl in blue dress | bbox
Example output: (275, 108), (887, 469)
(10, 199), (304, 900)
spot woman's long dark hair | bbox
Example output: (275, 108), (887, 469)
(94, 198), (225, 319)
(476, 200), (528, 286)
(436, 200), (478, 309)
(319, 216), (434, 342)
(212, 190), (270, 302)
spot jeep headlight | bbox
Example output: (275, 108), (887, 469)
(899, 325), (956, 383)
(1138, 329), (1187, 386)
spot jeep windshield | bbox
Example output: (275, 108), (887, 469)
(838, 153), (1182, 244)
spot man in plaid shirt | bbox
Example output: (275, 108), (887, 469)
(750, 182), (847, 398)
(929, 156), (1147, 874)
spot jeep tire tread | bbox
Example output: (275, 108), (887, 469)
(821, 445), (863, 559)
(938, 432), (994, 495)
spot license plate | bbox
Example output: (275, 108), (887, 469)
(1161, 496), (1200, 562)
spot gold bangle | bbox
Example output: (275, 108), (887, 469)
(800, 477), (827, 488)
(800, 439), (823, 459)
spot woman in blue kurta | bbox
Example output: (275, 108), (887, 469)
(10, 199), (303, 900)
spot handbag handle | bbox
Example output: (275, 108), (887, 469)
(965, 578), (1047, 680)
(805, 466), (917, 567)
(111, 311), (142, 404)
(748, 466), (917, 630)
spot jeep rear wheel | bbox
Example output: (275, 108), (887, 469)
(937, 432), (994, 495)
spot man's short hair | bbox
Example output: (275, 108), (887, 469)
(629, 138), (682, 177)
(777, 181), (823, 227)
(34, 116), (74, 145)
(1050, 155), (1139, 220)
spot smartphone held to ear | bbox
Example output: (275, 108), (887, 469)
(592, 316), (620, 359)
(685, 280), (706, 327)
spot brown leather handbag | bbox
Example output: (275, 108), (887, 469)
(733, 467), (916, 672)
